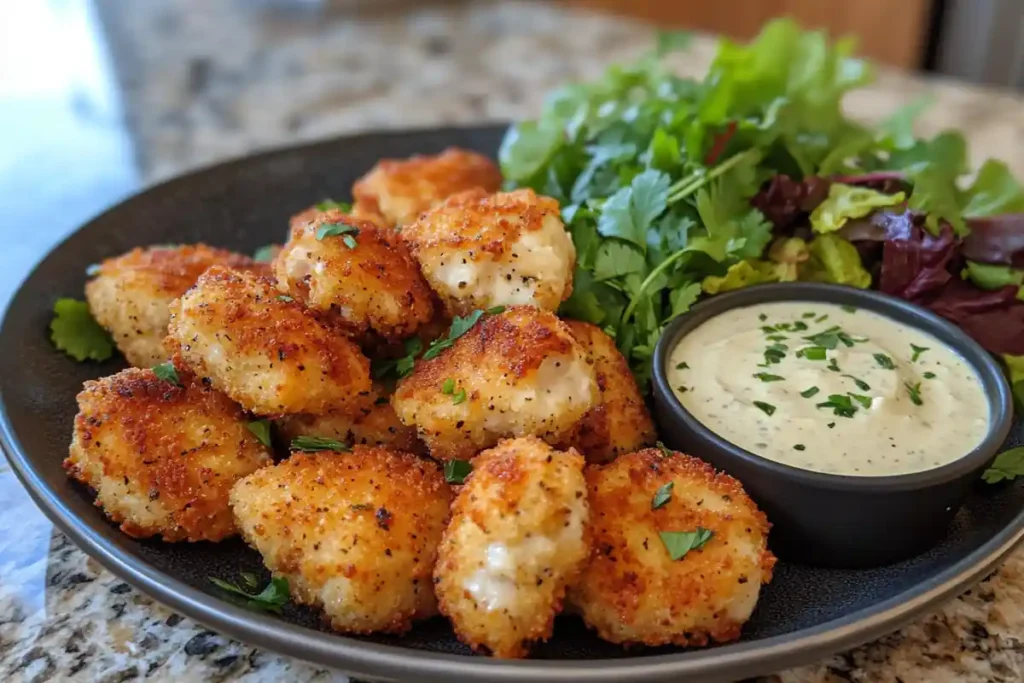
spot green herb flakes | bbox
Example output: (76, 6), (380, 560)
(152, 362), (181, 387)
(247, 420), (272, 448)
(659, 528), (714, 561)
(209, 575), (289, 613)
(842, 374), (870, 391)
(441, 378), (455, 395)
(798, 346), (827, 361)
(651, 481), (674, 510)
(924, 371), (937, 379)
(444, 459), (472, 484)
(874, 353), (896, 370)
(904, 381), (923, 406)
(800, 386), (820, 398)
(675, 361), (690, 370)
(793, 444), (806, 451)
(753, 373), (785, 382)
(817, 394), (857, 418)
(316, 222), (359, 241)
(452, 388), (468, 404)
(315, 199), (352, 212)
(910, 344), (930, 362)
(753, 401), (776, 416)
(290, 436), (349, 452)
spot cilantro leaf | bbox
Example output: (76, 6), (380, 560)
(444, 459), (472, 484)
(152, 362), (182, 387)
(659, 528), (713, 561)
(422, 307), (504, 361)
(247, 420), (272, 448)
(253, 245), (277, 263)
(593, 242), (646, 280)
(50, 298), (114, 362)
(982, 447), (1024, 484)
(651, 481), (674, 510)
(209, 575), (289, 613)
(316, 222), (359, 241)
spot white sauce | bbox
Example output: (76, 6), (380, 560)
(668, 301), (989, 476)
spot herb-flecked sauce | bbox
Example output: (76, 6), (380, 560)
(668, 302), (990, 476)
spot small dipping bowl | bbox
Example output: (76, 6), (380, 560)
(652, 283), (1013, 568)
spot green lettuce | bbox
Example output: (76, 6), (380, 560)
(802, 234), (872, 288)
(702, 260), (780, 294)
(1004, 355), (1024, 414)
(964, 261), (1024, 298)
(809, 183), (905, 233)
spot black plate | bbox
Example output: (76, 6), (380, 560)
(1, 125), (1022, 683)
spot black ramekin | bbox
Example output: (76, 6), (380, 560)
(652, 283), (1014, 568)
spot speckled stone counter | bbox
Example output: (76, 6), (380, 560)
(3, 1), (1024, 681)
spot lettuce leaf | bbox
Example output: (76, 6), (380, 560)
(802, 234), (872, 288)
(702, 260), (781, 294)
(809, 183), (905, 234)
(962, 160), (1024, 217)
(963, 261), (1024, 294)
(1004, 355), (1024, 413)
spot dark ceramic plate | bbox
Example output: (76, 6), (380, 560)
(1, 125), (1022, 683)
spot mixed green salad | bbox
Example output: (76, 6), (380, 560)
(499, 19), (1024, 409)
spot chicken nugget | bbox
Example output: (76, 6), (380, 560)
(85, 244), (254, 367)
(275, 212), (435, 341)
(230, 447), (451, 634)
(352, 147), (502, 229)
(570, 448), (775, 647)
(64, 367), (271, 542)
(391, 306), (597, 461)
(434, 437), (589, 658)
(402, 188), (575, 316)
(556, 321), (656, 463)
(166, 266), (371, 416)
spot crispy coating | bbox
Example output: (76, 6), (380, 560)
(230, 447), (452, 634)
(351, 147), (502, 229)
(274, 212), (435, 340)
(85, 244), (254, 367)
(570, 449), (776, 648)
(391, 306), (597, 461)
(64, 367), (271, 542)
(277, 385), (424, 455)
(402, 188), (576, 316)
(556, 321), (656, 464)
(166, 266), (371, 416)
(434, 437), (589, 658)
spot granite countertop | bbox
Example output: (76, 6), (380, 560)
(3, 1), (1024, 681)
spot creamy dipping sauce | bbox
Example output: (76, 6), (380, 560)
(668, 301), (990, 476)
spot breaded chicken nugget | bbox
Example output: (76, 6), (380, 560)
(391, 306), (597, 461)
(434, 437), (589, 658)
(402, 188), (576, 316)
(85, 244), (254, 367)
(277, 385), (424, 455)
(230, 447), (451, 634)
(166, 266), (371, 416)
(274, 212), (435, 341)
(64, 367), (271, 542)
(352, 147), (502, 229)
(556, 321), (656, 464)
(571, 449), (775, 647)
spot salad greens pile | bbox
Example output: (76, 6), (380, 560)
(499, 19), (1024, 393)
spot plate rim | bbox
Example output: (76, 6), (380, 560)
(2, 124), (1023, 683)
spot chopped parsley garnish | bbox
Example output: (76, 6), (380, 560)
(441, 378), (455, 395)
(315, 222), (359, 241)
(49, 298), (114, 362)
(802, 312), (816, 318)
(841, 305), (858, 313)
(923, 371), (937, 379)
(828, 421), (836, 428)
(373, 337), (425, 382)
(758, 313), (768, 322)
(873, 353), (896, 370)
(290, 436), (349, 452)
(209, 575), (289, 613)
(816, 394), (857, 418)
(791, 321), (809, 332)
(763, 343), (787, 365)
(676, 385), (689, 393)
(753, 373), (785, 382)
(804, 326), (857, 350)
(342, 235), (358, 249)
(675, 361), (690, 370)
(651, 482), (674, 510)
(766, 334), (787, 341)
(444, 459), (472, 484)
(793, 444), (806, 451)
(904, 381), (923, 406)
(253, 245), (276, 262)
(422, 307), (505, 360)
(656, 441), (674, 457)
(800, 386), (820, 398)
(982, 447), (1024, 484)
(815, 314), (829, 323)
(842, 374), (870, 391)
(659, 528), (713, 561)
(315, 198), (352, 212)
(247, 420), (272, 448)
(152, 362), (182, 387)
(452, 388), (468, 404)
(753, 401), (776, 416)
(350, 503), (374, 511)
(910, 344), (930, 362)
(827, 358), (841, 372)
(848, 393), (873, 409)
(276, 295), (294, 302)
(797, 346), (827, 361)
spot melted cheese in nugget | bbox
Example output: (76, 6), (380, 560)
(391, 306), (597, 461)
(434, 437), (589, 658)
(85, 244), (254, 367)
(556, 321), (656, 463)
(277, 385), (424, 455)
(166, 266), (371, 416)
(274, 212), (435, 341)
(352, 147), (502, 228)
(230, 447), (452, 634)
(570, 449), (776, 648)
(64, 367), (271, 542)
(401, 188), (575, 316)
